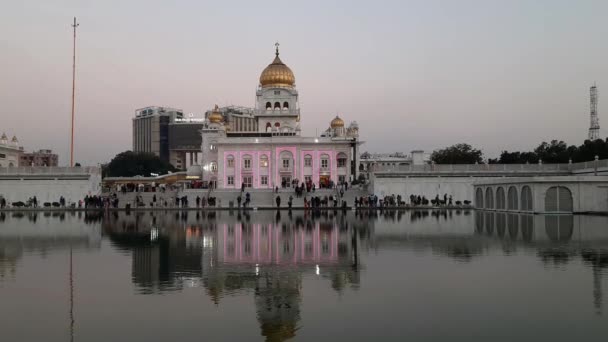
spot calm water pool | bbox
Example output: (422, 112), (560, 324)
(1, 210), (607, 341)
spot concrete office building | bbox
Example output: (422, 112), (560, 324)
(132, 106), (183, 168)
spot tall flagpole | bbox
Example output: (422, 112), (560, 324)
(70, 17), (79, 167)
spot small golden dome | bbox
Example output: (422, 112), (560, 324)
(11, 135), (18, 142)
(208, 105), (223, 124)
(259, 45), (295, 88)
(330, 115), (344, 129)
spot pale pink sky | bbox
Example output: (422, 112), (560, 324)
(1, 0), (607, 165)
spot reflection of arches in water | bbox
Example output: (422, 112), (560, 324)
(545, 215), (574, 242)
(520, 214), (534, 242)
(507, 213), (519, 239)
(545, 186), (573, 212)
(484, 212), (494, 235)
(496, 187), (506, 210)
(476, 188), (484, 209)
(475, 211), (484, 234)
(485, 188), (494, 209)
(496, 213), (506, 237)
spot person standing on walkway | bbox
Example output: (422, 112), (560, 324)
(288, 195), (293, 209)
(237, 195), (242, 208)
(276, 195), (281, 208)
(196, 196), (201, 208)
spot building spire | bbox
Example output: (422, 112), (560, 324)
(275, 41), (280, 57)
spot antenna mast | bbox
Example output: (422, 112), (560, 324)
(70, 17), (79, 167)
(589, 84), (600, 141)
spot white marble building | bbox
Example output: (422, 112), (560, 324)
(199, 45), (363, 189)
(0, 133), (23, 167)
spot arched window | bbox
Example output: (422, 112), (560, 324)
(274, 122), (280, 127)
(496, 187), (506, 210)
(320, 154), (330, 170)
(242, 155), (252, 170)
(283, 101), (289, 109)
(265, 122), (272, 132)
(475, 188), (484, 209)
(507, 186), (518, 210)
(265, 102), (271, 110)
(337, 152), (347, 168)
(280, 150), (293, 170)
(521, 186), (533, 211)
(260, 155), (269, 168)
(274, 102), (281, 109)
(304, 154), (312, 167)
(226, 155), (235, 168)
(485, 187), (494, 209)
(545, 186), (573, 212)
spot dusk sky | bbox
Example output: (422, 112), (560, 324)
(2, 0), (607, 166)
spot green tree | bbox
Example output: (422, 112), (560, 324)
(571, 138), (608, 162)
(103, 151), (177, 177)
(431, 143), (483, 164)
(490, 151), (539, 164)
(533, 140), (574, 163)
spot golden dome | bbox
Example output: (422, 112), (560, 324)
(330, 115), (344, 128)
(208, 105), (223, 124)
(259, 45), (295, 88)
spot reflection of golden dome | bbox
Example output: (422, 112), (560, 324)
(259, 45), (295, 88)
(330, 115), (344, 128)
(208, 105), (223, 124)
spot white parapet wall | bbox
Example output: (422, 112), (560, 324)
(473, 176), (608, 214)
(0, 167), (102, 205)
(370, 175), (496, 204)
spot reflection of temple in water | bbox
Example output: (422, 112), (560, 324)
(102, 210), (361, 341)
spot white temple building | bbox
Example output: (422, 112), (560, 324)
(199, 45), (362, 189)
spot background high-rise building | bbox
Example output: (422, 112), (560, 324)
(19, 149), (59, 167)
(132, 106), (182, 168)
(132, 106), (206, 170)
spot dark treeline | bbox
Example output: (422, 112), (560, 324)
(488, 139), (608, 164)
(431, 138), (608, 164)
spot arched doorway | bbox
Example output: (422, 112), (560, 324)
(507, 186), (518, 211)
(476, 188), (484, 209)
(545, 186), (573, 212)
(485, 187), (494, 209)
(279, 150), (293, 188)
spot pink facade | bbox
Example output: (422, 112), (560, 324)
(220, 146), (346, 189)
(220, 223), (339, 265)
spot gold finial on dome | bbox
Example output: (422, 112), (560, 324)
(330, 115), (344, 129)
(259, 42), (295, 88)
(208, 104), (223, 124)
